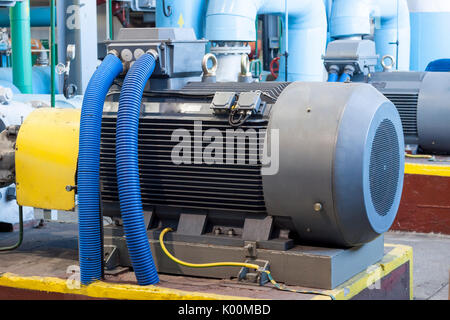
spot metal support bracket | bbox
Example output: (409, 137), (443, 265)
(244, 241), (257, 258)
(238, 259), (270, 286)
(104, 244), (120, 270)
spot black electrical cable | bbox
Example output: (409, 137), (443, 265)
(228, 108), (251, 128)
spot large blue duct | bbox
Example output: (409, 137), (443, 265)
(205, 0), (327, 81)
(116, 52), (159, 286)
(78, 53), (123, 285)
(330, 0), (410, 71)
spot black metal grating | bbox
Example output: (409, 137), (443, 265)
(369, 119), (401, 216)
(100, 117), (268, 213)
(383, 93), (419, 137)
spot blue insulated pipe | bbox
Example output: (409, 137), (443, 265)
(78, 53), (123, 285)
(116, 52), (160, 285)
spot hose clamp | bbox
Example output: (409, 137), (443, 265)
(328, 64), (340, 74)
(343, 64), (355, 77)
(107, 49), (119, 58)
(146, 49), (159, 60)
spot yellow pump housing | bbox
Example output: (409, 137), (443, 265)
(15, 108), (80, 211)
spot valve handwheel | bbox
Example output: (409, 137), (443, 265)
(270, 57), (280, 80)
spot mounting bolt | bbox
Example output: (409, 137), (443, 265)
(313, 202), (323, 212)
(65, 185), (76, 192)
(214, 227), (222, 235)
(244, 241), (257, 258)
(227, 228), (235, 237)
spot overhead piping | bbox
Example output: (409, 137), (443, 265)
(205, 0), (327, 81)
(0, 6), (51, 27)
(330, 0), (410, 71)
(284, 0), (288, 82)
(50, 0), (56, 107)
(9, 0), (32, 93)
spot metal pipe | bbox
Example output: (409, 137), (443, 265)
(0, 206), (24, 252)
(0, 7), (51, 27)
(9, 0), (32, 93)
(205, 0), (327, 81)
(156, 0), (207, 40)
(330, 0), (410, 71)
(50, 0), (56, 107)
(284, 0), (288, 81)
(107, 0), (113, 40)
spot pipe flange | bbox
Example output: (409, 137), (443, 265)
(202, 53), (218, 76)
(209, 43), (251, 56)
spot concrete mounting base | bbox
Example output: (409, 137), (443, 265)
(104, 229), (384, 290)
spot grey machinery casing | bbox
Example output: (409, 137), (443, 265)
(263, 82), (404, 247)
(100, 81), (405, 288)
(369, 71), (450, 153)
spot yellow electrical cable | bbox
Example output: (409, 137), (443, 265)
(405, 153), (433, 159)
(158, 228), (335, 300)
(159, 228), (261, 270)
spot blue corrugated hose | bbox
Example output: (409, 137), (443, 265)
(78, 53), (123, 285)
(339, 72), (351, 82)
(328, 72), (338, 82)
(116, 53), (159, 285)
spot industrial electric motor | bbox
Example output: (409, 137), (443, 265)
(368, 71), (450, 154)
(99, 81), (405, 248)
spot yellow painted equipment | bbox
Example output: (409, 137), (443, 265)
(15, 108), (80, 210)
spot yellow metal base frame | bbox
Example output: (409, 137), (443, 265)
(0, 244), (412, 300)
(405, 162), (450, 177)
